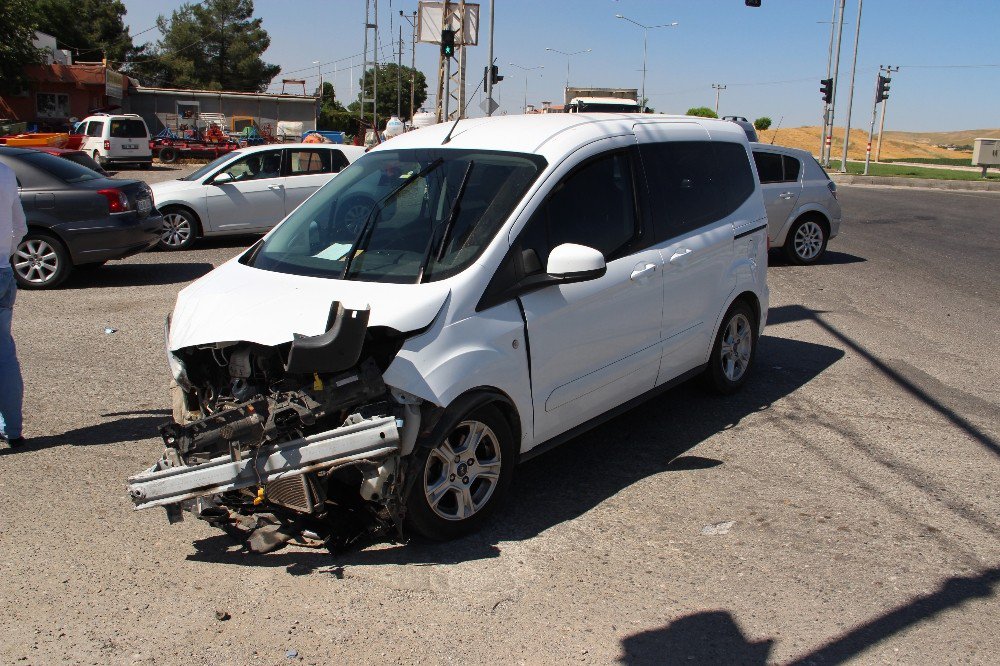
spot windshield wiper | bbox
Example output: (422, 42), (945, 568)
(340, 157), (444, 279)
(417, 161), (474, 284)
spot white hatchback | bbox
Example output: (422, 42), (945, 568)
(150, 143), (365, 250)
(129, 114), (769, 549)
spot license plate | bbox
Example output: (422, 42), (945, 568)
(123, 144), (138, 150)
(137, 198), (151, 214)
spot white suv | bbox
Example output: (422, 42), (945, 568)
(128, 114), (769, 550)
(73, 113), (152, 170)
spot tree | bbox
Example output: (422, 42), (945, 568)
(34, 0), (135, 64)
(317, 81), (358, 135)
(358, 63), (428, 121)
(129, 0), (279, 92)
(754, 116), (772, 131)
(0, 0), (42, 93)
(685, 106), (718, 119)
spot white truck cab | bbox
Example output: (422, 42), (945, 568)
(128, 114), (769, 551)
(74, 113), (152, 169)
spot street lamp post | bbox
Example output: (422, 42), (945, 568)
(544, 47), (591, 102)
(509, 62), (543, 114)
(313, 61), (323, 124)
(615, 14), (678, 112)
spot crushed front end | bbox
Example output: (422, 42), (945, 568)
(127, 302), (424, 553)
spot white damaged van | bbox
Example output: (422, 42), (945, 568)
(128, 113), (769, 552)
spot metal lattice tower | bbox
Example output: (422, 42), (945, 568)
(434, 1), (468, 122)
(360, 0), (379, 131)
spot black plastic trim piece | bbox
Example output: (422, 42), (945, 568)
(734, 224), (767, 240)
(518, 364), (706, 463)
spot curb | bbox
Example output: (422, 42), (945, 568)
(830, 173), (1000, 192)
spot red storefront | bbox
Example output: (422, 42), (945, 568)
(0, 64), (130, 131)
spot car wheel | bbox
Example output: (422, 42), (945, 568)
(406, 404), (515, 540)
(158, 147), (178, 163)
(338, 196), (375, 234)
(784, 217), (828, 265)
(703, 301), (757, 395)
(11, 233), (72, 289)
(158, 208), (198, 251)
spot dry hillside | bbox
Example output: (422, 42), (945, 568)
(754, 125), (998, 161)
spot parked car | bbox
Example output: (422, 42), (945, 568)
(127, 114), (769, 551)
(723, 116), (759, 143)
(71, 113), (153, 170)
(751, 143), (842, 264)
(0, 146), (161, 289)
(29, 146), (108, 175)
(149, 142), (366, 250)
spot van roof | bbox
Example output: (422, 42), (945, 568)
(374, 113), (748, 162)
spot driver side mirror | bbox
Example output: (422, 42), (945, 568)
(213, 172), (234, 185)
(546, 243), (607, 281)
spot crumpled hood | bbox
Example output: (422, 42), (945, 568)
(168, 259), (450, 351)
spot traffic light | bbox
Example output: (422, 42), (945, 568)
(490, 65), (503, 85)
(441, 29), (456, 58)
(745, 0), (762, 6)
(820, 78), (833, 104)
(876, 74), (891, 103)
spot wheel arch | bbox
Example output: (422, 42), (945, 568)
(159, 203), (204, 237)
(775, 206), (830, 246)
(416, 386), (523, 457)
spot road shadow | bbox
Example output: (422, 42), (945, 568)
(62, 262), (214, 289)
(150, 234), (261, 253)
(768, 250), (867, 267)
(0, 409), (171, 453)
(617, 567), (1000, 665)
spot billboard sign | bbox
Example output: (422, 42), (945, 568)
(418, 1), (480, 45)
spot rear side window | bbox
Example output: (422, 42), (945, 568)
(753, 151), (784, 183)
(520, 151), (638, 267)
(19, 152), (102, 184)
(109, 119), (148, 138)
(783, 155), (801, 181)
(287, 149), (332, 175)
(86, 121), (104, 137)
(714, 143), (755, 210)
(639, 141), (724, 237)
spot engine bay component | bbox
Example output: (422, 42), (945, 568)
(285, 302), (370, 375)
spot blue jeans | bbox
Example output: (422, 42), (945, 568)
(0, 266), (23, 439)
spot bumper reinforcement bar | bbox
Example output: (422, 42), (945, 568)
(127, 416), (400, 510)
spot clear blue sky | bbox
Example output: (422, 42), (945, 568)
(121, 0), (1000, 132)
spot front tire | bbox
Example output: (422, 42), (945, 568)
(704, 301), (758, 395)
(157, 207), (199, 250)
(11, 233), (72, 289)
(406, 405), (515, 540)
(784, 217), (828, 265)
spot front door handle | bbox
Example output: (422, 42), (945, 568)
(669, 248), (693, 266)
(268, 184), (284, 190)
(778, 191), (795, 200)
(630, 263), (657, 282)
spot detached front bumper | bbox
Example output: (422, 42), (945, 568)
(127, 416), (400, 512)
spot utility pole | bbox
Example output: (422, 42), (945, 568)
(875, 66), (899, 162)
(820, 0), (838, 158)
(397, 23), (402, 117)
(825, 0), (846, 166)
(399, 9), (417, 121)
(485, 0), (495, 115)
(839, 0), (863, 172)
(712, 83), (727, 115)
(864, 65), (893, 175)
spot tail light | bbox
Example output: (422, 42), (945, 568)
(98, 188), (131, 214)
(104, 140), (111, 150)
(827, 180), (838, 199)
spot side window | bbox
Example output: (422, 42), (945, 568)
(752, 151), (784, 184)
(287, 149), (332, 175)
(639, 141), (725, 239)
(86, 121), (105, 138)
(714, 142), (756, 213)
(520, 151), (638, 269)
(782, 155), (801, 182)
(219, 150), (283, 182)
(329, 150), (350, 173)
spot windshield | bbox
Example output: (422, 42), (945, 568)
(181, 151), (245, 181)
(246, 148), (545, 284)
(575, 102), (640, 113)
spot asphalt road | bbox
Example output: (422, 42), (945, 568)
(1, 186), (997, 665)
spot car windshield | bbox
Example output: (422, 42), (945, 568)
(21, 151), (102, 183)
(246, 148), (545, 284)
(181, 151), (245, 181)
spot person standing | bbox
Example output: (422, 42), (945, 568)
(0, 160), (26, 448)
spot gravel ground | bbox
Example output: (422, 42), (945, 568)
(0, 187), (997, 665)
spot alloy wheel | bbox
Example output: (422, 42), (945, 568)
(423, 420), (503, 521)
(720, 313), (753, 382)
(161, 212), (193, 248)
(793, 220), (824, 261)
(13, 239), (60, 285)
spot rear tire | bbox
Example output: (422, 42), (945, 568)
(158, 146), (179, 163)
(783, 217), (828, 265)
(406, 404), (515, 541)
(703, 301), (758, 395)
(11, 232), (72, 289)
(157, 207), (199, 251)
